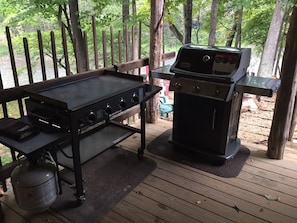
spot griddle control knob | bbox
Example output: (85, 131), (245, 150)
(174, 82), (182, 89)
(105, 104), (112, 114)
(87, 111), (96, 122)
(193, 85), (201, 93)
(119, 98), (126, 108)
(131, 93), (139, 103)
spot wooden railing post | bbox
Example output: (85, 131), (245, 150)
(37, 30), (47, 81)
(267, 6), (297, 159)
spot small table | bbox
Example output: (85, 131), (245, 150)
(0, 117), (69, 159)
(0, 117), (69, 193)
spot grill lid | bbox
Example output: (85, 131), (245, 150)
(170, 44), (251, 83)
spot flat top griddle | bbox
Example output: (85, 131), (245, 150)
(26, 74), (145, 111)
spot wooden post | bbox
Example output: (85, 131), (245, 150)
(84, 31), (90, 71)
(147, 0), (165, 123)
(92, 16), (99, 69)
(50, 31), (59, 79)
(61, 24), (71, 75)
(110, 26), (115, 66)
(0, 73), (8, 118)
(118, 30), (123, 64)
(267, 6), (297, 159)
(37, 30), (47, 81)
(102, 30), (107, 67)
(23, 38), (34, 84)
(5, 27), (24, 117)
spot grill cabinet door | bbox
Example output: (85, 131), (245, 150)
(172, 93), (232, 155)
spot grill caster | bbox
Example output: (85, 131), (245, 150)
(74, 187), (86, 204)
(76, 195), (86, 204)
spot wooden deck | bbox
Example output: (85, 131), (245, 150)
(1, 97), (297, 222)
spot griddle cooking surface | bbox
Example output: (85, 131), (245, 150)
(35, 75), (143, 110)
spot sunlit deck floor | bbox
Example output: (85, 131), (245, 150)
(1, 100), (297, 222)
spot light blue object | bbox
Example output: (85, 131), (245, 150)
(159, 95), (173, 118)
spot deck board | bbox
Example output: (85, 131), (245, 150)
(150, 160), (297, 223)
(105, 200), (166, 223)
(1, 118), (297, 222)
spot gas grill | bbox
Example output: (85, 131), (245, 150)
(152, 44), (280, 162)
(24, 69), (161, 201)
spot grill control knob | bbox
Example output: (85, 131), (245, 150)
(202, 55), (211, 62)
(87, 111), (96, 123)
(119, 98), (126, 108)
(174, 82), (182, 89)
(193, 85), (201, 93)
(131, 93), (139, 103)
(214, 88), (221, 96)
(105, 104), (112, 114)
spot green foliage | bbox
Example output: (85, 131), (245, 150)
(242, 3), (274, 51)
(0, 0), (291, 59)
(0, 0), (63, 32)
(136, 0), (150, 26)
(0, 149), (13, 165)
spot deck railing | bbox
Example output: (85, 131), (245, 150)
(0, 22), (175, 165)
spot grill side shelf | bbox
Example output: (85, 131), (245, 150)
(151, 65), (175, 80)
(235, 76), (281, 97)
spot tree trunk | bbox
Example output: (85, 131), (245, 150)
(208, 0), (219, 46)
(225, 12), (237, 47)
(168, 21), (183, 43)
(225, 8), (243, 48)
(183, 0), (193, 44)
(257, 0), (286, 78)
(68, 0), (87, 73)
(147, 0), (164, 123)
(267, 5), (297, 159)
(132, 0), (139, 74)
(122, 0), (130, 62)
(235, 7), (243, 48)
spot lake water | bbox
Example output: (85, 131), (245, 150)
(0, 56), (66, 89)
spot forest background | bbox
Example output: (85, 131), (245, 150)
(0, 0), (296, 80)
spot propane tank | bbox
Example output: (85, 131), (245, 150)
(11, 157), (58, 213)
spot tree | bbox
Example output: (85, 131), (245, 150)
(257, 0), (287, 77)
(0, 0), (89, 73)
(267, 5), (297, 159)
(68, 0), (87, 73)
(183, 0), (193, 44)
(208, 0), (219, 46)
(132, 0), (139, 63)
(122, 0), (130, 62)
(225, 7), (243, 48)
(147, 0), (165, 123)
(238, 1), (276, 53)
